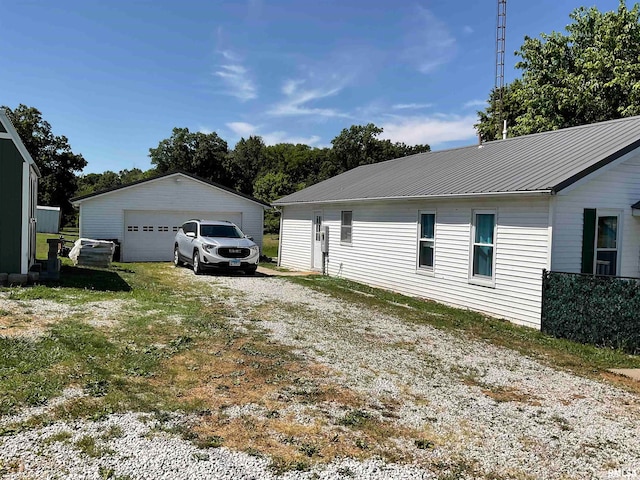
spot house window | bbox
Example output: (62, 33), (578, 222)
(581, 209), (622, 276)
(127, 225), (138, 232)
(341, 211), (352, 244)
(595, 215), (619, 276)
(471, 211), (496, 283)
(417, 211), (435, 270)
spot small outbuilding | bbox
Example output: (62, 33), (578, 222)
(71, 171), (270, 262)
(36, 206), (61, 233)
(0, 109), (40, 275)
(274, 116), (640, 329)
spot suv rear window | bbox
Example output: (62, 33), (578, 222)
(200, 224), (243, 238)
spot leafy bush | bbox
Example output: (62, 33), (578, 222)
(541, 270), (640, 354)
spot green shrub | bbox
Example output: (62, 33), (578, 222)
(541, 270), (640, 354)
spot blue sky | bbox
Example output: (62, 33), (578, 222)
(0, 0), (622, 174)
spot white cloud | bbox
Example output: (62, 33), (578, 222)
(218, 49), (239, 61)
(463, 25), (474, 34)
(214, 63), (257, 101)
(402, 7), (457, 74)
(226, 121), (320, 146)
(379, 114), (477, 146)
(213, 29), (256, 101)
(227, 121), (258, 137)
(463, 99), (487, 109)
(392, 103), (433, 110)
(262, 132), (321, 146)
(268, 77), (349, 118)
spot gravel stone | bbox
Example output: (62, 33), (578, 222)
(2, 270), (639, 479)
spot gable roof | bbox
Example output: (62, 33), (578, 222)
(71, 170), (271, 208)
(0, 109), (41, 177)
(274, 115), (640, 205)
(632, 201), (640, 209)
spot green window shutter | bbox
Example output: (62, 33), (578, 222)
(581, 208), (596, 274)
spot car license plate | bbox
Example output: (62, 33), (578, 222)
(229, 259), (241, 267)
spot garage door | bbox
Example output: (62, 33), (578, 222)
(122, 210), (242, 262)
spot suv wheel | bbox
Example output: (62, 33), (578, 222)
(193, 251), (202, 275)
(174, 245), (182, 267)
(245, 265), (258, 275)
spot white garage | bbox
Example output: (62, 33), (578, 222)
(71, 171), (270, 262)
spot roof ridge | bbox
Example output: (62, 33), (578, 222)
(482, 115), (640, 146)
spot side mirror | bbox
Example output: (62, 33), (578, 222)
(186, 232), (196, 238)
(246, 235), (254, 241)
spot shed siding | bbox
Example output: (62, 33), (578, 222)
(280, 197), (550, 327)
(79, 175), (264, 249)
(36, 207), (61, 233)
(0, 139), (24, 274)
(552, 152), (640, 277)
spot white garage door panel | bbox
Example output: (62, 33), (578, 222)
(122, 210), (242, 262)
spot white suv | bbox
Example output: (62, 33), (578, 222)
(174, 219), (260, 275)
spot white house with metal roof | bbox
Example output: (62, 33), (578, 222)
(72, 171), (270, 262)
(273, 116), (640, 328)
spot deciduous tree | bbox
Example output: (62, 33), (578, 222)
(149, 127), (230, 184)
(477, 1), (640, 140)
(3, 104), (87, 224)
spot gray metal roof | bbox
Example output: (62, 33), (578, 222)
(274, 116), (640, 205)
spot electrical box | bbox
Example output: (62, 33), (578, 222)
(320, 225), (329, 253)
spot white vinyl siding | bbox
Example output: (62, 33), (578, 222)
(551, 151), (640, 278)
(279, 197), (550, 328)
(77, 174), (265, 262)
(279, 204), (314, 270)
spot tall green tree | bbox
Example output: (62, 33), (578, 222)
(3, 104), (87, 224)
(477, 1), (640, 140)
(149, 127), (230, 184)
(226, 136), (266, 194)
(330, 123), (430, 173)
(263, 143), (331, 187)
(75, 168), (152, 197)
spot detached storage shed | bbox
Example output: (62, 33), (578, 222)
(36, 206), (61, 233)
(0, 109), (40, 275)
(71, 171), (270, 262)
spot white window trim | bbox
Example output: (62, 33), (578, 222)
(416, 210), (436, 275)
(593, 209), (623, 276)
(469, 209), (497, 288)
(340, 210), (353, 245)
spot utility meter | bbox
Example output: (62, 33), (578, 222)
(320, 225), (329, 253)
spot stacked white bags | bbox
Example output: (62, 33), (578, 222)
(68, 238), (116, 268)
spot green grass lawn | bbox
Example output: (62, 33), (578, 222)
(261, 233), (279, 260)
(2, 236), (639, 470)
(36, 230), (79, 261)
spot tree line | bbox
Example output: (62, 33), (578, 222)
(5, 1), (640, 229)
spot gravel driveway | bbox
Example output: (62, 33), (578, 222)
(1, 271), (639, 479)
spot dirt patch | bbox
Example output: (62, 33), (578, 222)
(0, 298), (133, 338)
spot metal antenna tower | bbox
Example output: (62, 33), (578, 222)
(495, 0), (507, 139)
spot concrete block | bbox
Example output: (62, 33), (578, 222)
(7, 274), (28, 286)
(0, 273), (7, 286)
(27, 271), (40, 283)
